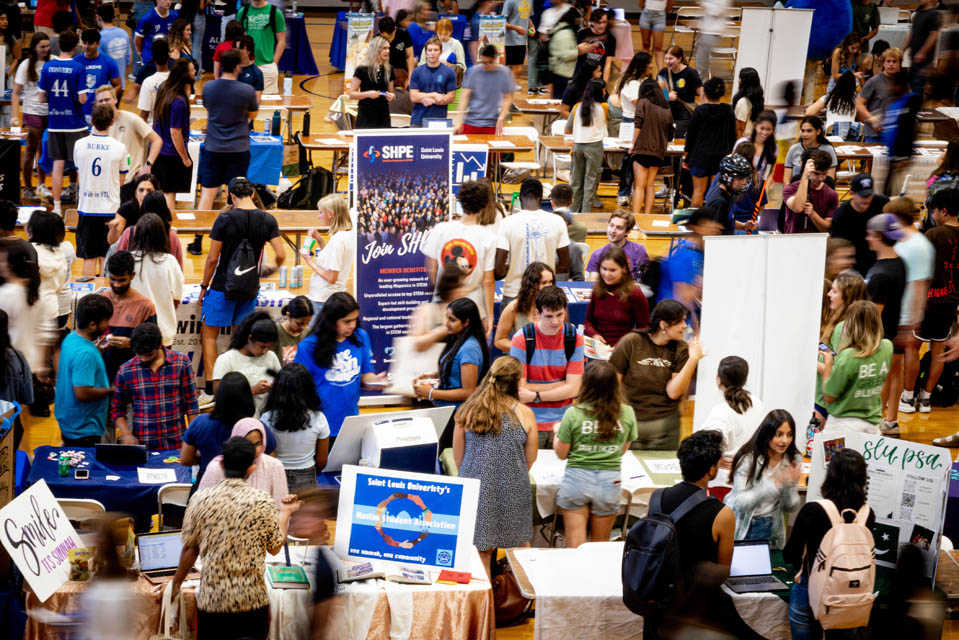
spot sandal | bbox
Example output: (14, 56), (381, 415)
(933, 433), (959, 447)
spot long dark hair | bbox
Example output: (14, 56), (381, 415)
(825, 71), (858, 115)
(931, 140), (959, 178)
(130, 213), (170, 260)
(576, 361), (623, 440)
(0, 6), (15, 50)
(308, 292), (361, 369)
(591, 244), (636, 303)
(800, 115), (829, 147)
(229, 310), (278, 351)
(821, 448), (868, 511)
(638, 77), (668, 109)
(835, 32), (860, 70)
(438, 298), (489, 388)
(515, 262), (554, 317)
(25, 32), (51, 84)
(731, 67), (764, 123)
(750, 110), (779, 170)
(153, 58), (193, 129)
(210, 371), (255, 430)
(717, 355), (753, 415)
(263, 363), (322, 432)
(0, 310), (11, 389)
(728, 409), (799, 485)
(579, 79), (605, 127)
(280, 295), (314, 320)
(27, 210), (65, 249)
(2, 239), (41, 306)
(616, 50), (652, 95)
(644, 299), (687, 334)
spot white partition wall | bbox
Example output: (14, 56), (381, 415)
(693, 234), (827, 432)
(732, 8), (814, 99)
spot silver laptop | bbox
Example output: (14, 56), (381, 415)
(725, 540), (788, 593)
(137, 530), (188, 580)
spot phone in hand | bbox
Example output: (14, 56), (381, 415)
(818, 343), (835, 355)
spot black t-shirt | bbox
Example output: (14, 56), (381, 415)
(659, 482), (725, 578)
(784, 501), (875, 578)
(866, 256), (906, 340)
(573, 27), (616, 79)
(209, 208), (280, 291)
(705, 187), (734, 235)
(908, 7), (941, 58)
(829, 194), (890, 277)
(925, 223), (959, 305)
(388, 28), (414, 71)
(658, 65), (702, 122)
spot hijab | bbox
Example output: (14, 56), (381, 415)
(231, 418), (266, 460)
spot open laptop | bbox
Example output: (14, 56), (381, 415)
(95, 443), (147, 465)
(137, 531), (198, 583)
(724, 540), (788, 593)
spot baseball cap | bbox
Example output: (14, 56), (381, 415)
(866, 213), (905, 240)
(227, 176), (253, 194)
(850, 174), (874, 197)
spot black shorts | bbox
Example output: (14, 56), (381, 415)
(198, 149), (251, 189)
(915, 301), (958, 342)
(75, 214), (111, 258)
(153, 153), (194, 194)
(48, 130), (87, 163)
(633, 154), (665, 168)
(505, 44), (526, 66)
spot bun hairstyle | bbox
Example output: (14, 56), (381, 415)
(717, 355), (752, 415)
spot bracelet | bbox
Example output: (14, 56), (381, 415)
(199, 284), (208, 289)
(428, 387), (434, 402)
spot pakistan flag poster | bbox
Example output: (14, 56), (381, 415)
(352, 130), (452, 369)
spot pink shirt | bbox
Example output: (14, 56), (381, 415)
(198, 453), (289, 508)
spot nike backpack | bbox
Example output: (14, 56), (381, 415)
(223, 216), (260, 301)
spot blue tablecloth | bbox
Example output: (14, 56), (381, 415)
(494, 280), (591, 326)
(234, 133), (283, 185)
(26, 446), (191, 531)
(203, 13), (318, 76)
(330, 13), (466, 70)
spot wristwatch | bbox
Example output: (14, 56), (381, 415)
(534, 391), (541, 404)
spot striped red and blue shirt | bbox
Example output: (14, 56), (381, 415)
(510, 324), (585, 430)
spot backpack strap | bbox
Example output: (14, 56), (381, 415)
(523, 323), (536, 366)
(815, 499), (843, 527)
(668, 489), (707, 524)
(563, 322), (576, 363)
(270, 4), (278, 35)
(648, 488), (665, 516)
(853, 504), (871, 525)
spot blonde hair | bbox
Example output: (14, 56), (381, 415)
(820, 271), (867, 344)
(95, 84), (117, 101)
(881, 47), (903, 63)
(318, 194), (352, 235)
(455, 357), (522, 435)
(364, 35), (392, 76)
(435, 17), (453, 36)
(839, 300), (884, 358)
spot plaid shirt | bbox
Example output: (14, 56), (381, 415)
(111, 348), (199, 450)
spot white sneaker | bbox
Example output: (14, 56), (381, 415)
(36, 183), (52, 200)
(879, 420), (900, 437)
(899, 395), (916, 413)
(617, 196), (630, 207)
(197, 391), (215, 409)
(917, 394), (932, 413)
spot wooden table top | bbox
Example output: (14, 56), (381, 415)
(514, 99), (563, 113)
(190, 94), (311, 111)
(64, 208), (324, 232)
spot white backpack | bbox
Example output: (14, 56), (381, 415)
(804, 499), (876, 629)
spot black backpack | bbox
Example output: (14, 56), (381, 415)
(922, 175), (959, 232)
(239, 3), (279, 36)
(521, 321), (577, 365)
(639, 257), (664, 306)
(622, 488), (706, 617)
(277, 166), (335, 210)
(222, 215), (260, 301)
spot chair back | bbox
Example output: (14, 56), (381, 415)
(58, 498), (106, 530)
(157, 483), (193, 530)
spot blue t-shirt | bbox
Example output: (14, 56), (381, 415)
(183, 413), (277, 478)
(38, 58), (87, 132)
(462, 64), (514, 128)
(153, 96), (189, 156)
(407, 22), (434, 59)
(437, 335), (484, 408)
(136, 8), (179, 63)
(74, 53), (121, 117)
(657, 241), (703, 304)
(409, 63), (457, 126)
(99, 27), (131, 89)
(294, 328), (374, 436)
(238, 63), (264, 92)
(203, 78), (258, 153)
(54, 332), (109, 439)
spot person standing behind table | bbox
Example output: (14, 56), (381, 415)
(724, 409), (802, 548)
(784, 448), (876, 640)
(454, 44), (514, 134)
(657, 208), (722, 310)
(856, 47), (903, 143)
(863, 214), (908, 436)
(549, 184), (588, 281)
(27, 211), (70, 331)
(424, 17), (466, 77)
(554, 361), (637, 548)
(53, 294), (113, 447)
(135, 39), (170, 123)
(235, 36), (265, 102)
(806, 71), (861, 141)
(704, 154), (756, 235)
(684, 77), (737, 208)
(826, 33), (863, 95)
(585, 245), (650, 348)
(198, 177), (287, 396)
(172, 437), (300, 640)
(211, 20), (244, 79)
(74, 105), (129, 277)
(629, 78), (673, 215)
(272, 296), (313, 365)
(348, 36), (395, 129)
(93, 86), (162, 206)
(37, 29), (87, 217)
(134, 0), (177, 67)
(657, 45), (703, 139)
(99, 251), (157, 382)
(852, 0), (881, 46)
(299, 194), (355, 316)
(421, 181), (496, 329)
(783, 150), (839, 234)
(509, 286), (585, 449)
(409, 37), (457, 127)
(453, 356), (537, 573)
(731, 67), (764, 139)
(237, 0), (286, 95)
(97, 5), (131, 90)
(74, 29), (121, 122)
(212, 311), (281, 417)
(493, 262), (556, 352)
(260, 363), (330, 493)
(501, 0), (532, 89)
(496, 178), (571, 306)
(902, 0), (940, 97)
(565, 79), (608, 213)
(829, 173), (889, 276)
(129, 214), (184, 348)
(11, 33), (51, 204)
(111, 322), (199, 450)
(548, 7), (580, 102)
(586, 211), (649, 282)
(151, 59), (196, 209)
(378, 16), (414, 90)
(610, 299), (704, 450)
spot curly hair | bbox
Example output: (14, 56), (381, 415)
(515, 262), (555, 317)
(263, 363), (323, 432)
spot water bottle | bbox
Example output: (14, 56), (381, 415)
(58, 452), (70, 477)
(302, 111), (311, 137)
(283, 71), (293, 96)
(263, 117), (271, 134)
(292, 0), (297, 14)
(279, 265), (288, 288)
(271, 110), (281, 137)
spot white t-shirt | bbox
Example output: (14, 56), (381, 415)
(700, 0), (730, 35)
(109, 111), (153, 184)
(812, 96), (857, 132)
(308, 230), (355, 303)
(734, 97), (754, 138)
(260, 409), (331, 469)
(569, 102), (607, 143)
(131, 251), (184, 346)
(0, 283), (46, 370)
(137, 70), (170, 122)
(57, 242), (77, 318)
(620, 79), (640, 119)
(212, 349), (281, 416)
(645, 0), (667, 11)
(33, 243), (69, 322)
(497, 209), (570, 297)
(74, 133), (129, 216)
(422, 220), (497, 318)
(697, 395), (767, 488)
(15, 59), (49, 116)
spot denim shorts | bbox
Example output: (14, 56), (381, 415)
(640, 9), (666, 31)
(556, 467), (622, 516)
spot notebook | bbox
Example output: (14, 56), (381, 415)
(724, 540), (788, 593)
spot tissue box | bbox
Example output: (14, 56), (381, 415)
(361, 417), (438, 474)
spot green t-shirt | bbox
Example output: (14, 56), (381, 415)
(557, 403), (638, 470)
(823, 338), (893, 423)
(815, 323), (844, 408)
(241, 4), (287, 66)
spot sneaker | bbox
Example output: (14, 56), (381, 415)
(21, 187), (39, 202)
(197, 391), (215, 410)
(527, 89), (537, 96)
(592, 197), (604, 210)
(61, 184), (77, 204)
(538, 87), (551, 95)
(187, 240), (203, 256)
(879, 420), (900, 437)
(898, 395), (916, 413)
(918, 394), (932, 413)
(36, 183), (52, 200)
(617, 195), (630, 207)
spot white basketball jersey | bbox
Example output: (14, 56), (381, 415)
(74, 133), (129, 216)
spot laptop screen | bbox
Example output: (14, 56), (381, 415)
(729, 541), (773, 577)
(138, 532), (184, 571)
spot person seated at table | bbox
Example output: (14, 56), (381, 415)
(585, 210), (649, 282)
(453, 356), (537, 574)
(408, 269), (469, 351)
(212, 310), (281, 417)
(261, 363), (330, 493)
(198, 419), (289, 507)
(272, 296), (313, 364)
(112, 322), (199, 450)
(584, 245), (650, 348)
(172, 437), (300, 639)
(554, 361), (636, 548)
(348, 35), (395, 129)
(419, 18), (465, 80)
(724, 409), (801, 549)
(494, 262), (556, 352)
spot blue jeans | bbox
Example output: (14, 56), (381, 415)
(192, 13), (206, 73)
(789, 580), (859, 640)
(745, 515), (773, 541)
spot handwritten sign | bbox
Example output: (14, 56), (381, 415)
(0, 480), (81, 602)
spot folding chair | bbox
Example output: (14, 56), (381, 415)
(157, 483), (192, 530)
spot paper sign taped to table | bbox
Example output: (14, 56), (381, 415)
(488, 140), (514, 148)
(261, 94), (282, 100)
(651, 220), (670, 228)
(0, 480), (82, 602)
(175, 212), (196, 220)
(137, 468), (177, 484)
(643, 459), (681, 475)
